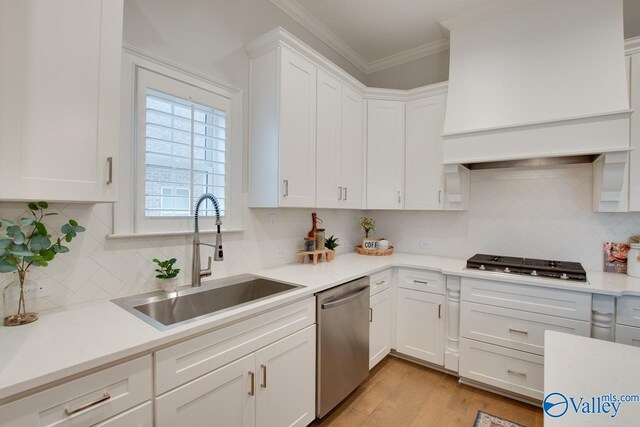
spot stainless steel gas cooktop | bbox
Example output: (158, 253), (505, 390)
(466, 254), (587, 282)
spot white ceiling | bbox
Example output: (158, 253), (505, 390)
(272, 0), (640, 75)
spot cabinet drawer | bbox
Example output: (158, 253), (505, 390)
(460, 302), (590, 355)
(0, 356), (152, 427)
(617, 296), (640, 327)
(461, 277), (591, 321)
(615, 324), (640, 347)
(397, 268), (445, 294)
(155, 297), (315, 395)
(370, 269), (392, 296)
(459, 338), (544, 400)
(94, 402), (152, 427)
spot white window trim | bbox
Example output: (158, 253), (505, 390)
(112, 45), (243, 237)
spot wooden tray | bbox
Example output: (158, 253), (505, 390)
(297, 249), (334, 264)
(356, 245), (394, 256)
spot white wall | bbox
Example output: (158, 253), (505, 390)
(366, 50), (449, 90)
(369, 164), (640, 271)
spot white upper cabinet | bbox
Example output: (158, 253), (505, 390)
(405, 94), (447, 210)
(366, 100), (405, 210)
(279, 48), (317, 208)
(249, 46), (317, 208)
(0, 0), (123, 203)
(340, 86), (365, 209)
(316, 71), (364, 209)
(316, 70), (343, 208)
(629, 53), (640, 211)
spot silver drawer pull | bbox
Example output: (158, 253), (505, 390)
(261, 364), (267, 388)
(413, 280), (428, 285)
(375, 280), (386, 285)
(283, 180), (289, 197)
(65, 392), (111, 416)
(338, 187), (343, 200)
(508, 328), (529, 335)
(106, 157), (113, 185)
(507, 369), (527, 377)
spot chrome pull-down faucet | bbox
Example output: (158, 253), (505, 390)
(192, 193), (224, 287)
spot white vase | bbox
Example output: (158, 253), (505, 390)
(157, 277), (180, 293)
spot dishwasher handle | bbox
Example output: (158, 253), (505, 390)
(321, 287), (369, 309)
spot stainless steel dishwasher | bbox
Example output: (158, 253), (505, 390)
(316, 276), (370, 418)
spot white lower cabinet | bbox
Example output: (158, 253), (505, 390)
(156, 354), (256, 427)
(396, 287), (445, 365)
(459, 338), (544, 400)
(94, 402), (153, 427)
(156, 325), (316, 427)
(369, 287), (392, 369)
(255, 325), (316, 427)
(615, 324), (640, 347)
(0, 356), (152, 427)
(458, 277), (592, 400)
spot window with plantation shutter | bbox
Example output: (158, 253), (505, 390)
(132, 68), (234, 234)
(144, 89), (226, 218)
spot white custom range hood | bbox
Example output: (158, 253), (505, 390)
(441, 0), (631, 163)
(440, 0), (632, 211)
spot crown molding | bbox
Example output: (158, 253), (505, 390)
(270, 0), (369, 74)
(367, 38), (450, 74)
(270, 0), (452, 75)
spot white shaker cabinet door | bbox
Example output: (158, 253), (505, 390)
(155, 354), (256, 427)
(278, 47), (317, 208)
(369, 287), (392, 369)
(629, 53), (640, 211)
(255, 325), (316, 427)
(366, 99), (405, 209)
(396, 288), (445, 365)
(405, 94), (446, 210)
(315, 70), (342, 208)
(340, 85), (364, 210)
(0, 0), (122, 202)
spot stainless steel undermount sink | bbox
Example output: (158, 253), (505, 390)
(112, 276), (301, 330)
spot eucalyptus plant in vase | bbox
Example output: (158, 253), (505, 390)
(0, 202), (85, 326)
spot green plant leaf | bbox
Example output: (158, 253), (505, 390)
(37, 201), (48, 209)
(52, 244), (69, 254)
(61, 223), (72, 234)
(12, 231), (25, 245)
(34, 222), (47, 235)
(65, 234), (72, 243)
(30, 235), (51, 251)
(40, 248), (55, 261)
(20, 218), (34, 226)
(9, 250), (34, 257)
(28, 202), (38, 211)
(0, 239), (11, 249)
(69, 219), (78, 227)
(0, 260), (17, 273)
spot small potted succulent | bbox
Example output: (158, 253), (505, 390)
(153, 258), (181, 293)
(324, 235), (339, 261)
(0, 202), (85, 326)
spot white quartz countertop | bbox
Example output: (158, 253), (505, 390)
(2, 251), (640, 402)
(544, 331), (640, 426)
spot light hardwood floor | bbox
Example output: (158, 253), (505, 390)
(313, 356), (543, 427)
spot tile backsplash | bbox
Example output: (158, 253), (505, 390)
(2, 164), (639, 314)
(371, 164), (640, 270)
(0, 201), (362, 314)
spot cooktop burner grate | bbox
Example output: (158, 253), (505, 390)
(466, 253), (587, 282)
